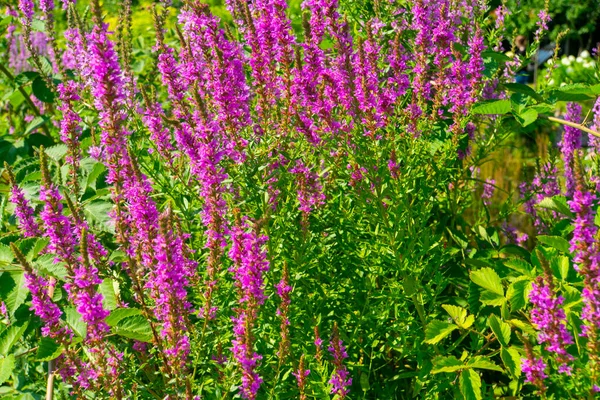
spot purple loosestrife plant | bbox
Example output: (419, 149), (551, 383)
(328, 322), (352, 398)
(529, 251), (574, 374)
(560, 103), (583, 198)
(229, 215), (270, 399)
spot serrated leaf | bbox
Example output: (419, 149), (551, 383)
(472, 99), (511, 115)
(83, 201), (115, 233)
(501, 347), (521, 377)
(432, 356), (464, 373)
(14, 71), (38, 86)
(488, 314), (511, 347)
(550, 256), (570, 281)
(537, 235), (571, 254)
(44, 144), (68, 161)
(503, 83), (543, 101)
(467, 356), (503, 372)
(106, 308), (142, 327)
(514, 108), (538, 127)
(65, 307), (87, 338)
(536, 196), (574, 217)
(0, 322), (28, 355)
(470, 267), (503, 295)
(424, 320), (458, 344)
(85, 162), (106, 190)
(112, 315), (153, 342)
(0, 354), (15, 385)
(24, 116), (49, 135)
(480, 291), (506, 307)
(507, 279), (531, 312)
(35, 337), (63, 361)
(32, 76), (55, 103)
(442, 305), (473, 329)
(35, 254), (68, 281)
(460, 369), (482, 400)
(0, 272), (28, 315)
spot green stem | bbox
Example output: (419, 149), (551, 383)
(544, 115), (600, 138)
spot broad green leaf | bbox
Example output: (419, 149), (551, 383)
(13, 71), (38, 86)
(65, 307), (87, 338)
(106, 308), (142, 327)
(85, 162), (107, 190)
(36, 337), (63, 362)
(0, 354), (15, 385)
(488, 314), (511, 347)
(35, 254), (68, 281)
(0, 244), (13, 266)
(98, 279), (119, 311)
(480, 291), (506, 307)
(504, 259), (532, 276)
(112, 315), (153, 343)
(460, 369), (482, 400)
(29, 238), (49, 259)
(32, 76), (55, 103)
(503, 83), (543, 101)
(500, 347), (521, 377)
(44, 144), (68, 162)
(0, 322), (28, 355)
(0, 272), (28, 315)
(83, 201), (115, 233)
(424, 320), (458, 344)
(537, 235), (570, 254)
(467, 356), (503, 372)
(432, 356), (464, 373)
(536, 196), (574, 218)
(513, 108), (538, 127)
(507, 279), (531, 312)
(472, 99), (511, 115)
(470, 267), (503, 295)
(550, 256), (570, 281)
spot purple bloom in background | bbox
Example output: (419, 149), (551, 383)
(328, 322), (352, 398)
(10, 185), (41, 238)
(521, 162), (560, 233)
(560, 103), (582, 198)
(590, 97), (600, 154)
(529, 260), (574, 374)
(535, 9), (551, 41)
(482, 179), (495, 206)
(18, 0), (34, 20)
(289, 160), (326, 215)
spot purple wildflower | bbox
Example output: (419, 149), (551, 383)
(328, 322), (352, 398)
(560, 103), (582, 197)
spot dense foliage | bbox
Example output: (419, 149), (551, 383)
(0, 0), (600, 399)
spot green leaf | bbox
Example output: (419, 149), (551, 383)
(35, 254), (68, 281)
(424, 320), (458, 344)
(0, 354), (15, 385)
(112, 315), (153, 343)
(0, 272), (28, 315)
(470, 267), (503, 295)
(106, 308), (142, 327)
(550, 256), (570, 281)
(442, 305), (473, 329)
(0, 322), (28, 355)
(98, 279), (119, 311)
(65, 307), (87, 338)
(31, 77), (55, 103)
(36, 337), (64, 362)
(460, 369), (482, 400)
(432, 356), (464, 373)
(24, 116), (49, 135)
(488, 314), (511, 347)
(83, 201), (115, 233)
(503, 83), (543, 101)
(14, 71), (38, 86)
(537, 235), (571, 254)
(536, 196), (574, 218)
(507, 279), (531, 312)
(44, 144), (68, 162)
(472, 99), (511, 115)
(500, 347), (521, 377)
(467, 356), (503, 372)
(480, 291), (506, 307)
(0, 244), (13, 265)
(513, 108), (538, 127)
(85, 162), (107, 190)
